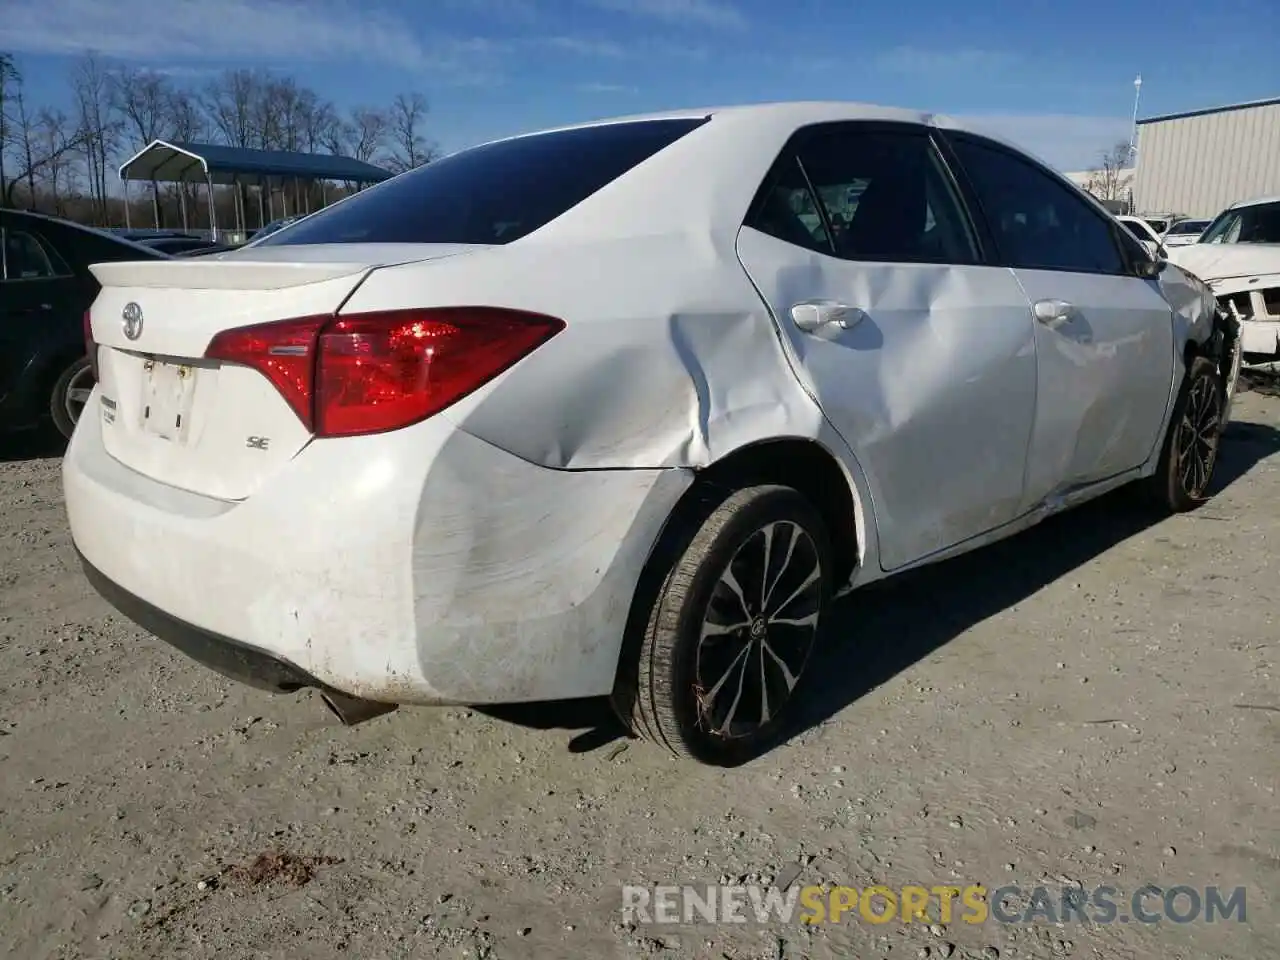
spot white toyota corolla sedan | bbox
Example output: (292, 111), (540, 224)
(65, 102), (1241, 766)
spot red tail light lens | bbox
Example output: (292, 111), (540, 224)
(204, 307), (564, 438)
(83, 309), (99, 380)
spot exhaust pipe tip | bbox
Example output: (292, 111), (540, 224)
(319, 689), (398, 726)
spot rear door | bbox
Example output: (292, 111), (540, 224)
(942, 132), (1175, 507)
(736, 122), (1038, 571)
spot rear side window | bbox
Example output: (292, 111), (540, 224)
(745, 125), (979, 265)
(1, 229), (68, 280)
(260, 117), (709, 247)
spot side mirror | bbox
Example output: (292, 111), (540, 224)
(1135, 258), (1162, 279)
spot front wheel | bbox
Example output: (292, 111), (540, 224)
(612, 484), (833, 766)
(1147, 355), (1225, 511)
(50, 356), (94, 440)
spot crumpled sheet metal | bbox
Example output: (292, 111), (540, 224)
(343, 229), (840, 472)
(1156, 261), (1220, 349)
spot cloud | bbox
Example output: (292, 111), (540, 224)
(0, 0), (507, 85)
(440, 0), (539, 22)
(539, 35), (706, 61)
(582, 0), (746, 30)
(953, 113), (1132, 171)
(876, 46), (1017, 75)
(578, 82), (639, 94)
(545, 36), (629, 59)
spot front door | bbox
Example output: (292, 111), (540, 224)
(736, 122), (1039, 571)
(944, 134), (1176, 508)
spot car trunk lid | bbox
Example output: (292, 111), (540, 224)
(86, 244), (482, 501)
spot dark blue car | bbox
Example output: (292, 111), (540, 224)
(0, 211), (171, 439)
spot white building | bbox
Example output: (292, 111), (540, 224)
(1132, 96), (1280, 219)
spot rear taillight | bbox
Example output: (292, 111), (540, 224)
(204, 307), (565, 438)
(83, 309), (99, 380)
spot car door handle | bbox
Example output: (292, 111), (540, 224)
(1032, 299), (1076, 328)
(790, 300), (866, 333)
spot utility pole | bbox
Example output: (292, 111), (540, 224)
(1128, 74), (1143, 162)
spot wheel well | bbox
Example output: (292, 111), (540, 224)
(693, 438), (861, 585)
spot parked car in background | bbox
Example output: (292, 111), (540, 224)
(1117, 215), (1168, 259)
(66, 102), (1240, 765)
(1162, 218), (1212, 248)
(1168, 195), (1280, 368)
(1, 211), (171, 439)
(244, 217), (299, 243)
(1140, 214), (1181, 236)
(135, 235), (233, 257)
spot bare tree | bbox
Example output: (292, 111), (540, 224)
(205, 69), (264, 227)
(387, 92), (437, 173)
(1085, 141), (1135, 204)
(110, 67), (171, 225)
(4, 83), (85, 208)
(204, 69), (259, 148)
(347, 107), (387, 163)
(36, 109), (76, 215)
(0, 52), (21, 206)
(71, 51), (120, 223)
(301, 97), (340, 154)
(166, 88), (204, 142)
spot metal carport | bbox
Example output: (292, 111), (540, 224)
(118, 140), (393, 239)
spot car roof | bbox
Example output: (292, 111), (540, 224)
(1228, 194), (1280, 210)
(2, 209), (172, 258)
(472, 100), (1050, 168)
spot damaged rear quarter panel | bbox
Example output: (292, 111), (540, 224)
(342, 233), (837, 471)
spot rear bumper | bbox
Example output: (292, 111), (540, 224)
(79, 549), (326, 693)
(64, 409), (692, 705)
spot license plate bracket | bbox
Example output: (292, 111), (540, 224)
(140, 359), (197, 442)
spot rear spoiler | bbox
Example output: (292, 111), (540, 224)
(88, 259), (374, 291)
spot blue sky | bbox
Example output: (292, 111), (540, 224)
(3, 0), (1277, 171)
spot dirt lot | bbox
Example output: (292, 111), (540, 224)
(2, 393), (1278, 960)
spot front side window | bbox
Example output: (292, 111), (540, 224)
(259, 117), (708, 247)
(949, 136), (1128, 275)
(746, 126), (979, 264)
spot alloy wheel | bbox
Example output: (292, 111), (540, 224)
(1175, 375), (1223, 499)
(63, 364), (95, 427)
(694, 520), (823, 740)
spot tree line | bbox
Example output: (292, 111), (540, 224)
(0, 50), (438, 231)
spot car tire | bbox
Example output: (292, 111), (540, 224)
(50, 356), (94, 440)
(612, 484), (833, 766)
(1147, 355), (1225, 512)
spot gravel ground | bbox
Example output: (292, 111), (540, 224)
(2, 392), (1278, 960)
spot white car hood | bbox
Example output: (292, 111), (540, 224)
(1167, 243), (1280, 282)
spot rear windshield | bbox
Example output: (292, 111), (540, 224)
(1167, 219), (1209, 235)
(259, 117), (709, 247)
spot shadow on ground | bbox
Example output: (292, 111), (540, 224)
(482, 420), (1280, 760)
(0, 429), (65, 463)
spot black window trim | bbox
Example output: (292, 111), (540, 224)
(938, 130), (1135, 279)
(743, 119), (989, 267)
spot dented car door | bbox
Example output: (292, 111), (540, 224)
(736, 121), (1038, 572)
(944, 133), (1176, 505)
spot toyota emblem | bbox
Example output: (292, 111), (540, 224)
(122, 302), (144, 340)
